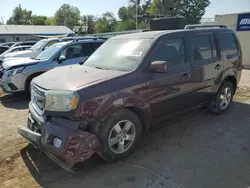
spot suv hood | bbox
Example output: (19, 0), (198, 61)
(3, 58), (39, 70)
(4, 50), (37, 58)
(33, 65), (128, 91)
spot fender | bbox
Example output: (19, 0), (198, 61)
(75, 91), (152, 129)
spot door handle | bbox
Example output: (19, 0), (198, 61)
(181, 73), (190, 80)
(215, 64), (222, 70)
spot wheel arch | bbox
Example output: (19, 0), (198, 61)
(224, 75), (237, 94)
(25, 72), (45, 91)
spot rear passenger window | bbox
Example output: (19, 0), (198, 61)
(218, 33), (238, 55)
(189, 35), (213, 61)
(151, 38), (185, 68)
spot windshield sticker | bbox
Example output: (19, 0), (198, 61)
(122, 51), (143, 57)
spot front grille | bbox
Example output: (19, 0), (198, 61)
(31, 84), (47, 115)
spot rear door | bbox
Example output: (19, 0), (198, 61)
(187, 32), (222, 105)
(142, 34), (194, 120)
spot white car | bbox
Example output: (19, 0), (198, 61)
(0, 46), (32, 63)
(3, 38), (60, 60)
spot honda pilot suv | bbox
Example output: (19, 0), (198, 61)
(18, 26), (242, 171)
(0, 38), (105, 93)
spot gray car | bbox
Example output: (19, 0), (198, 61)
(0, 39), (105, 93)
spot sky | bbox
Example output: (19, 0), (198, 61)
(0, 0), (249, 23)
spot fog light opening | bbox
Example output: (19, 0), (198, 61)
(53, 137), (62, 148)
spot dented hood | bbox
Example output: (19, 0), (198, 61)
(33, 65), (127, 91)
(3, 57), (39, 70)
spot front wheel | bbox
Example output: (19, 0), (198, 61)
(98, 109), (142, 161)
(209, 81), (234, 114)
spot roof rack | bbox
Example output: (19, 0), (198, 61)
(72, 36), (108, 42)
(185, 24), (228, 29)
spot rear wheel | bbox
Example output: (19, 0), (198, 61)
(209, 81), (234, 114)
(98, 109), (142, 161)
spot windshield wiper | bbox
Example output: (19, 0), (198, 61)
(95, 66), (109, 70)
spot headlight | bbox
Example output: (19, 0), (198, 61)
(5, 67), (25, 77)
(45, 90), (80, 112)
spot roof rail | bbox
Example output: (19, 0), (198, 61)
(71, 37), (108, 42)
(185, 24), (228, 29)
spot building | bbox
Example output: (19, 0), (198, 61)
(0, 25), (73, 43)
(215, 12), (250, 68)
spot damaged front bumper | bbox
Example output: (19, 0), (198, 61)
(18, 104), (100, 171)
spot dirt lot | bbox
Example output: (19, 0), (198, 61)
(1, 71), (250, 188)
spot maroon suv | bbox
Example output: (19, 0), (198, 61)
(18, 26), (242, 171)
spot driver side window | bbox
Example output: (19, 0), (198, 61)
(151, 38), (186, 68)
(60, 44), (82, 60)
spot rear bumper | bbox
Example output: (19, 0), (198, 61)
(18, 106), (101, 171)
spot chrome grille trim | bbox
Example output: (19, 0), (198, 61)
(31, 83), (48, 116)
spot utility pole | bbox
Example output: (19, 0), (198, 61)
(136, 1), (139, 30)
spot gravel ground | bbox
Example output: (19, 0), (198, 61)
(1, 70), (250, 188)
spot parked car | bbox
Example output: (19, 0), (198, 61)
(0, 42), (16, 47)
(0, 46), (32, 64)
(0, 38), (105, 93)
(18, 25), (242, 171)
(0, 46), (9, 55)
(10, 41), (37, 48)
(2, 38), (60, 60)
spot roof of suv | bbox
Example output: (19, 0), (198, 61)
(112, 28), (234, 39)
(53, 39), (105, 47)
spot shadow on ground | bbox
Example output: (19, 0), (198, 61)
(0, 92), (29, 109)
(20, 101), (250, 188)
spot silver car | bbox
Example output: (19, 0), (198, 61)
(0, 39), (105, 93)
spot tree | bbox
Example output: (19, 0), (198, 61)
(94, 12), (117, 33)
(45, 17), (56, 25)
(148, 0), (210, 24)
(54, 4), (81, 29)
(32, 15), (47, 25)
(82, 15), (97, 34)
(177, 0), (210, 24)
(7, 4), (33, 25)
(115, 19), (136, 31)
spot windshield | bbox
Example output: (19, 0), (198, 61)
(84, 38), (152, 71)
(30, 40), (47, 51)
(34, 44), (62, 61)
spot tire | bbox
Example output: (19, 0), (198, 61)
(209, 81), (234, 114)
(98, 109), (142, 161)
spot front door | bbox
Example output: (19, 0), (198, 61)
(56, 44), (87, 67)
(142, 36), (194, 121)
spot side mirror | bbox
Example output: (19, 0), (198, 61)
(58, 55), (66, 64)
(148, 61), (168, 73)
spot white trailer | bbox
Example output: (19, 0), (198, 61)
(215, 12), (250, 68)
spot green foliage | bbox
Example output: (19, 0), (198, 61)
(177, 0), (210, 24)
(6, 0), (210, 32)
(7, 5), (33, 25)
(82, 15), (97, 34)
(54, 4), (81, 29)
(32, 15), (47, 25)
(148, 0), (210, 24)
(45, 17), (56, 25)
(94, 12), (117, 33)
(115, 19), (136, 31)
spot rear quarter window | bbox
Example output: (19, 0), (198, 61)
(217, 33), (238, 56)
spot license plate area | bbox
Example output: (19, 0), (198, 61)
(28, 113), (41, 134)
